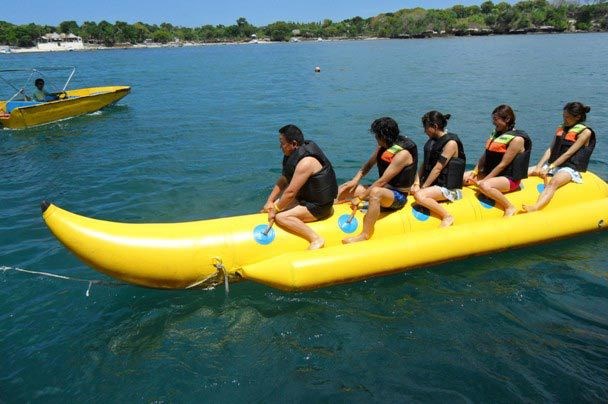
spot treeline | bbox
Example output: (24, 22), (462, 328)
(1, 0), (607, 47)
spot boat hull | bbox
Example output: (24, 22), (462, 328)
(0, 86), (130, 129)
(42, 172), (608, 289)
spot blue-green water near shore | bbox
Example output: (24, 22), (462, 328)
(1, 34), (607, 401)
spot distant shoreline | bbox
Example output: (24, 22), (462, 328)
(3, 30), (604, 54)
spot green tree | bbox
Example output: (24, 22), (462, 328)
(546, 5), (568, 30)
(0, 21), (17, 45)
(152, 29), (173, 43)
(133, 22), (150, 43)
(495, 4), (519, 32)
(236, 17), (255, 38)
(452, 5), (468, 18)
(481, 1), (495, 14)
(265, 21), (291, 41)
(58, 20), (79, 34)
(15, 24), (43, 47)
(114, 21), (136, 43)
(80, 21), (100, 42)
(98, 20), (116, 46)
(1, 0), (606, 47)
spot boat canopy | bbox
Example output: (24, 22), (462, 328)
(0, 66), (76, 102)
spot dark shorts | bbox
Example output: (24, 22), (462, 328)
(382, 189), (407, 211)
(301, 201), (334, 220)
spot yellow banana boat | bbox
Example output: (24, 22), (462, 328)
(42, 172), (608, 290)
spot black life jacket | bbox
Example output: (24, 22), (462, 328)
(376, 136), (418, 189)
(282, 140), (338, 206)
(421, 132), (466, 189)
(483, 129), (532, 180)
(548, 123), (595, 172)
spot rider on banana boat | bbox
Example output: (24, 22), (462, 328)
(463, 104), (532, 217)
(262, 124), (338, 250)
(337, 117), (417, 243)
(411, 111), (466, 227)
(523, 102), (595, 212)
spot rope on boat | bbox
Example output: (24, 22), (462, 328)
(2, 262), (236, 294)
(0, 265), (126, 296)
(212, 258), (230, 295)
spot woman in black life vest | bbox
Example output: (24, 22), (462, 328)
(523, 102), (595, 212)
(463, 104), (532, 217)
(411, 111), (466, 227)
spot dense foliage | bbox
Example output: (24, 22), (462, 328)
(1, 1), (607, 47)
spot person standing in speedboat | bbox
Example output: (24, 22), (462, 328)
(463, 104), (532, 217)
(337, 117), (417, 243)
(411, 111), (466, 227)
(523, 102), (595, 212)
(262, 124), (338, 250)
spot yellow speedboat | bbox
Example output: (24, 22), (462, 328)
(41, 172), (608, 290)
(0, 67), (130, 129)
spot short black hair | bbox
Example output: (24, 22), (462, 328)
(35, 78), (44, 86)
(279, 124), (304, 145)
(370, 117), (400, 145)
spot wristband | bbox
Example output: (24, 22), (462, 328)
(273, 202), (282, 212)
(548, 164), (555, 170)
(472, 169), (478, 176)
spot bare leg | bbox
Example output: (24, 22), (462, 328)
(477, 177), (517, 217)
(335, 184), (366, 204)
(522, 171), (572, 212)
(343, 187), (395, 243)
(275, 205), (325, 249)
(413, 186), (453, 227)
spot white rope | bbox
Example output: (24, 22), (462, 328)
(0, 266), (126, 296)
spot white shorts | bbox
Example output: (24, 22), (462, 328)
(438, 187), (463, 202)
(544, 164), (583, 184)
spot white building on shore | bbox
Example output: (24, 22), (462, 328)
(36, 32), (84, 51)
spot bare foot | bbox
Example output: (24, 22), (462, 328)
(308, 238), (325, 250)
(342, 234), (369, 244)
(521, 204), (537, 213)
(440, 215), (454, 227)
(504, 206), (518, 217)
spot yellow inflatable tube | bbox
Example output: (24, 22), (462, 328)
(41, 172), (608, 290)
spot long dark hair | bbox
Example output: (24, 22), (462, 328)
(492, 104), (516, 130)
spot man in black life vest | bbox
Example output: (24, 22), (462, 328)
(262, 124), (338, 250)
(337, 117), (417, 243)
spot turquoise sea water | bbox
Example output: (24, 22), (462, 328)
(1, 34), (607, 401)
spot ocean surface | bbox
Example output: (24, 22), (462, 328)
(1, 34), (607, 402)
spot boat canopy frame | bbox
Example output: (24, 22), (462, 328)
(0, 66), (76, 102)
